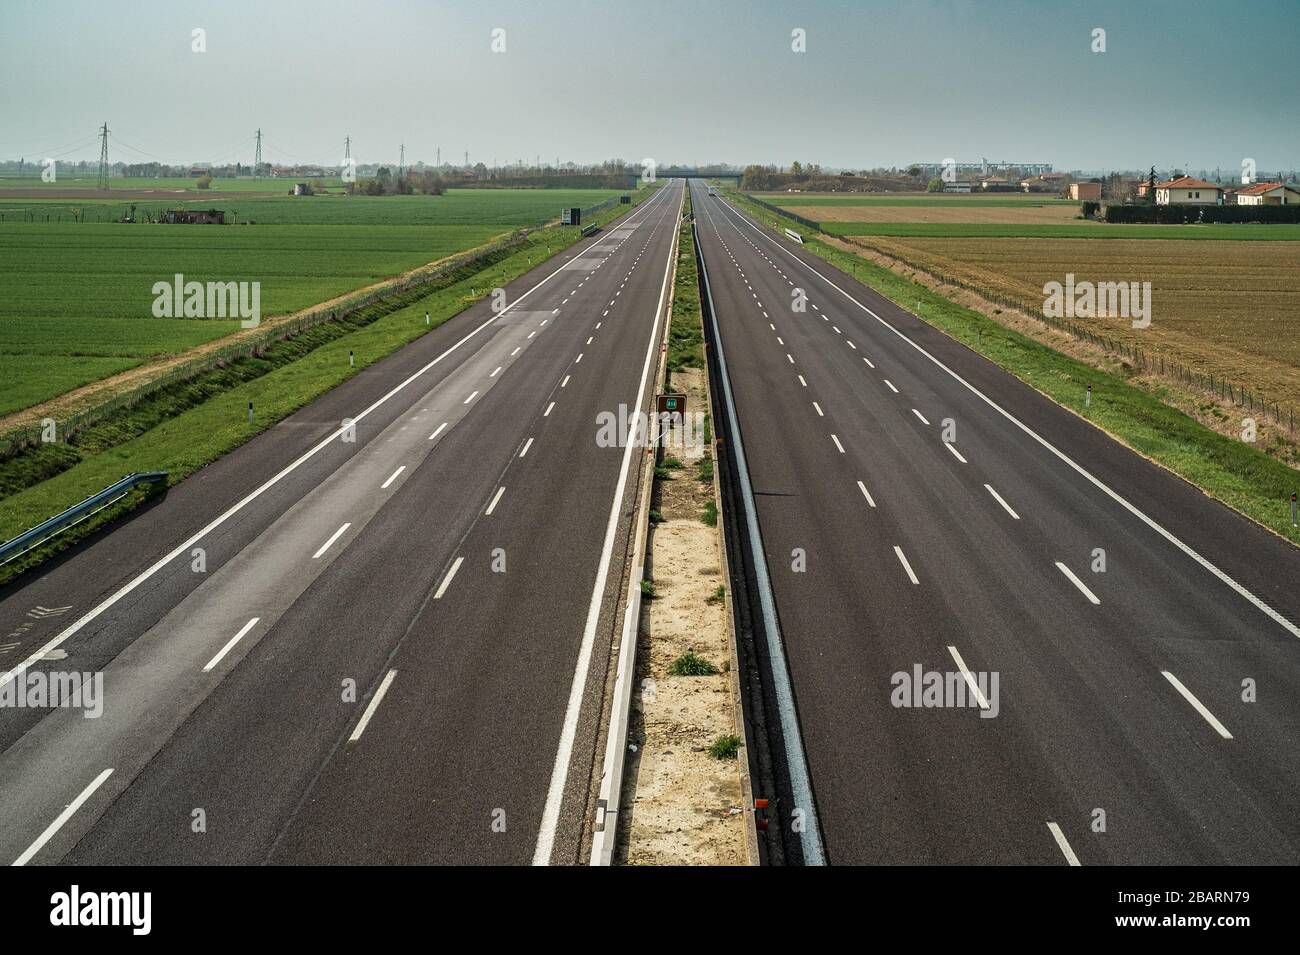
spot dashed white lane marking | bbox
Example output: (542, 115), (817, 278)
(528, 331), (537, 339)
(944, 442), (968, 464)
(894, 546), (920, 585)
(857, 480), (876, 507)
(831, 434), (845, 453)
(946, 645), (991, 710)
(12, 768), (114, 866)
(519, 437), (534, 457)
(540, 319), (548, 326)
(777, 336), (785, 345)
(312, 522), (352, 559)
(863, 356), (875, 369)
(485, 486), (506, 516)
(1047, 822), (1082, 866)
(463, 391), (479, 404)
(912, 409), (929, 425)
(428, 422), (448, 441)
(787, 354), (795, 364)
(561, 375), (570, 387)
(813, 402), (824, 416)
(575, 353), (584, 364)
(490, 366), (502, 378)
(380, 465), (406, 489)
(1162, 671), (1233, 739)
(434, 556), (464, 600)
(847, 340), (857, 350)
(884, 379), (899, 394)
(798, 375), (807, 387)
(1055, 561), (1100, 604)
(984, 484), (1020, 519)
(587, 337), (594, 345)
(511, 347), (521, 356)
(349, 669), (397, 742)
(203, 617), (261, 673)
(544, 401), (555, 417)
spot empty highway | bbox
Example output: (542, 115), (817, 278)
(692, 179), (1300, 865)
(0, 179), (685, 866)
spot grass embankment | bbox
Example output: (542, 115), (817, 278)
(0, 184), (661, 584)
(727, 188), (1300, 547)
(666, 189), (704, 378)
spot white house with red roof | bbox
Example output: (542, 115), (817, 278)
(1235, 182), (1300, 205)
(1155, 176), (1223, 205)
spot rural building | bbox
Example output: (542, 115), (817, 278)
(159, 208), (226, 225)
(943, 180), (975, 193)
(1070, 181), (1102, 201)
(1235, 182), (1300, 205)
(1155, 176), (1223, 205)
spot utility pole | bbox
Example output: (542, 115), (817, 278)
(345, 136), (351, 161)
(464, 150), (468, 168)
(96, 121), (110, 190)
(254, 128), (262, 179)
(436, 146), (441, 167)
(399, 143), (404, 178)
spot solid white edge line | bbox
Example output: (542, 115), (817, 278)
(1047, 822), (1082, 866)
(894, 545), (920, 584)
(434, 556), (464, 600)
(533, 181), (682, 866)
(1161, 670), (1233, 739)
(202, 616), (260, 673)
(0, 191), (683, 692)
(349, 669), (397, 742)
(984, 484), (1021, 519)
(711, 192), (1300, 641)
(380, 465), (406, 489)
(1055, 561), (1100, 605)
(946, 645), (990, 709)
(312, 522), (352, 559)
(12, 768), (113, 866)
(485, 486), (506, 516)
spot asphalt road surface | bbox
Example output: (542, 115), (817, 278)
(0, 179), (684, 866)
(691, 179), (1300, 865)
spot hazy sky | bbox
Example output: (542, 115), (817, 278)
(2, 0), (1296, 173)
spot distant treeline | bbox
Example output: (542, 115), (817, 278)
(740, 163), (922, 193)
(451, 174), (638, 190)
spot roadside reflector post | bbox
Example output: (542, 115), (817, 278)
(1086, 383), (1092, 408)
(425, 311), (430, 325)
(349, 350), (354, 367)
(247, 401), (254, 425)
(1291, 492), (1297, 526)
(754, 798), (769, 832)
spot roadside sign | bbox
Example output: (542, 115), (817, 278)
(657, 393), (687, 418)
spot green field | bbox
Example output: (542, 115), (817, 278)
(0, 186), (635, 417)
(0, 175), (343, 193)
(0, 188), (628, 226)
(820, 221), (1300, 240)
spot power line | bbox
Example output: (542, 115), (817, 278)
(96, 121), (109, 190)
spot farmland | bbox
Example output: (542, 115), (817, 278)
(757, 191), (1300, 239)
(850, 233), (1300, 410)
(0, 187), (629, 417)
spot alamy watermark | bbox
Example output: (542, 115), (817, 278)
(891, 662), (999, 718)
(596, 403), (706, 453)
(152, 273), (261, 328)
(0, 670), (103, 718)
(1043, 273), (1151, 329)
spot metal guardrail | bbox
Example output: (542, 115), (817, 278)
(0, 471), (168, 566)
